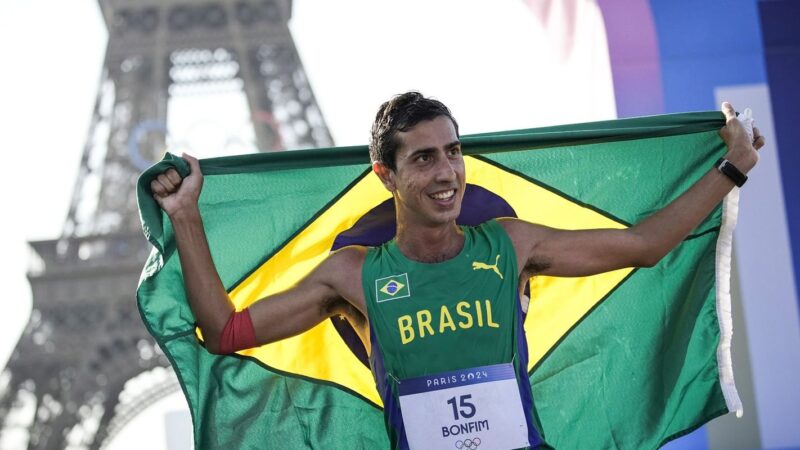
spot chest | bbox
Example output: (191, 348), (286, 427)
(365, 254), (519, 378)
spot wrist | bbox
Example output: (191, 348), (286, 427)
(169, 203), (202, 223)
(714, 157), (748, 188)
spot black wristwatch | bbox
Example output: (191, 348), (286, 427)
(715, 158), (747, 187)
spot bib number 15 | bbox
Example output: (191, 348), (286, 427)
(446, 394), (476, 420)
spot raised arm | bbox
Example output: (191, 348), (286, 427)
(150, 154), (366, 354)
(503, 103), (765, 278)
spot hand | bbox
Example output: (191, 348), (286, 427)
(150, 153), (204, 218)
(718, 102), (765, 173)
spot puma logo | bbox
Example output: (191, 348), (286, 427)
(472, 255), (503, 280)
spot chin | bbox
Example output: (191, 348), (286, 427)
(431, 206), (462, 225)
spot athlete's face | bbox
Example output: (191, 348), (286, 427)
(374, 116), (466, 227)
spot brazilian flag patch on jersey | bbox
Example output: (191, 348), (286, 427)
(375, 273), (411, 302)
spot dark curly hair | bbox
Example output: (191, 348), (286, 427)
(369, 92), (459, 171)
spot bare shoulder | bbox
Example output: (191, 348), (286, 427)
(497, 218), (532, 271)
(496, 217), (549, 246)
(328, 245), (368, 272)
(496, 217), (528, 238)
(496, 217), (554, 275)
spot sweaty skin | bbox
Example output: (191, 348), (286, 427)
(150, 102), (763, 354)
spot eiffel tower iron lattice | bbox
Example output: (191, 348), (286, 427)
(0, 1), (332, 448)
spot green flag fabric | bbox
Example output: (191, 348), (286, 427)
(136, 112), (741, 449)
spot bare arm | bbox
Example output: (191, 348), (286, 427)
(503, 102), (765, 278)
(150, 154), (366, 353)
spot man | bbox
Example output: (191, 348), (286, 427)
(150, 92), (763, 449)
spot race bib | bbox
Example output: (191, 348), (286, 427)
(397, 363), (530, 450)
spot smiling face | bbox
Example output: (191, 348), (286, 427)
(373, 115), (466, 228)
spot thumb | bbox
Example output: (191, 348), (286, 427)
(182, 152), (202, 177)
(721, 102), (737, 122)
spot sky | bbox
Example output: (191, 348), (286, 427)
(0, 0), (616, 447)
(0, 0), (107, 366)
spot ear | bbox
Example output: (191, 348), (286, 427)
(372, 161), (397, 192)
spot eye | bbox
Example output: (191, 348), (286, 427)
(448, 146), (462, 157)
(416, 153), (431, 162)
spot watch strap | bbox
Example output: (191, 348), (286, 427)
(715, 158), (747, 187)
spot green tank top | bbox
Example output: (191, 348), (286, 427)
(363, 219), (519, 380)
(362, 220), (542, 449)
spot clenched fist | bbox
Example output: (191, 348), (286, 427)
(150, 153), (204, 219)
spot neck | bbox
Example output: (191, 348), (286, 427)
(395, 219), (464, 263)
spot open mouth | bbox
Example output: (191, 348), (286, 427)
(429, 189), (455, 201)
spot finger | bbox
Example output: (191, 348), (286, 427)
(721, 102), (736, 121)
(157, 173), (177, 191)
(753, 126), (761, 140)
(165, 168), (183, 186)
(754, 135), (766, 150)
(150, 179), (167, 197)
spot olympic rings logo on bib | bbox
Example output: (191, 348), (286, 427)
(455, 437), (481, 449)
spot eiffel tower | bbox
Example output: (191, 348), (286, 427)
(0, 1), (332, 448)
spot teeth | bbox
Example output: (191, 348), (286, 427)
(430, 190), (455, 200)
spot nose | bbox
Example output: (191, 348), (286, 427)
(434, 151), (457, 183)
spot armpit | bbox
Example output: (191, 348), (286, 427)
(524, 256), (552, 276)
(321, 296), (366, 327)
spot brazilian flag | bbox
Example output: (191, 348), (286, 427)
(137, 112), (741, 449)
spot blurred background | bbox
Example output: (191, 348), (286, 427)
(0, 0), (797, 448)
